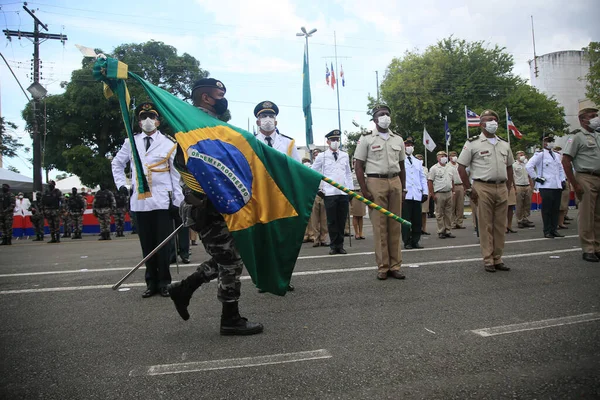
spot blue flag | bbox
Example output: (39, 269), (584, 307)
(444, 117), (451, 146)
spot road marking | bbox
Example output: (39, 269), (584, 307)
(470, 313), (600, 337)
(0, 247), (582, 295)
(0, 235), (579, 278)
(129, 349), (332, 376)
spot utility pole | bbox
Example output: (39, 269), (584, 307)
(376, 71), (380, 101)
(3, 3), (67, 191)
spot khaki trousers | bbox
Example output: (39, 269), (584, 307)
(311, 195), (328, 243)
(576, 173), (600, 253)
(452, 186), (465, 227)
(304, 214), (314, 241)
(435, 191), (453, 234)
(515, 185), (532, 222)
(473, 181), (508, 266)
(367, 176), (402, 272)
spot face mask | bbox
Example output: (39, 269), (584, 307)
(405, 146), (414, 155)
(451, 156), (457, 162)
(588, 116), (600, 131)
(141, 118), (156, 133)
(485, 121), (498, 134)
(377, 115), (391, 130)
(329, 141), (340, 151)
(209, 96), (228, 115)
(439, 157), (448, 165)
(519, 156), (527, 163)
(259, 117), (276, 132)
(18, 195), (23, 199)
(303, 162), (311, 167)
(546, 142), (555, 149)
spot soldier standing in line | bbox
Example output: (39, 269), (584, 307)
(428, 150), (457, 239)
(113, 186), (129, 237)
(68, 187), (86, 239)
(457, 109), (514, 273)
(0, 184), (16, 245)
(29, 191), (45, 241)
(60, 193), (72, 238)
(93, 185), (116, 241)
(310, 148), (329, 247)
(415, 154), (431, 236)
(448, 151), (466, 229)
(513, 150), (535, 229)
(42, 180), (63, 244)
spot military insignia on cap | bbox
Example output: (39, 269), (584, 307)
(216, 81), (224, 88)
(263, 101), (273, 108)
(142, 104), (152, 111)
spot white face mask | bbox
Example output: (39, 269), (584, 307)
(405, 146), (414, 155)
(377, 115), (391, 130)
(485, 121), (498, 134)
(451, 156), (457, 163)
(303, 162), (311, 167)
(519, 156), (527, 163)
(329, 141), (340, 151)
(439, 156), (448, 165)
(588, 116), (600, 131)
(546, 142), (555, 149)
(141, 118), (157, 133)
(259, 117), (276, 132)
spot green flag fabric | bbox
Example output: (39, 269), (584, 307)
(302, 43), (314, 146)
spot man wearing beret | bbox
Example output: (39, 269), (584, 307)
(354, 105), (407, 280)
(402, 137), (428, 248)
(253, 100), (301, 162)
(562, 107), (600, 262)
(312, 130), (353, 255)
(167, 78), (264, 335)
(112, 103), (184, 298)
(428, 150), (457, 239)
(457, 110), (514, 273)
(526, 133), (566, 239)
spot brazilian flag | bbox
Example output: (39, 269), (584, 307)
(96, 59), (323, 296)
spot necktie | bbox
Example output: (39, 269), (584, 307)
(408, 156), (413, 165)
(549, 149), (555, 159)
(333, 152), (338, 161)
(265, 137), (273, 147)
(144, 136), (152, 151)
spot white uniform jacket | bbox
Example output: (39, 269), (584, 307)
(312, 149), (353, 196)
(255, 131), (301, 162)
(525, 149), (566, 190)
(111, 131), (184, 212)
(404, 155), (428, 201)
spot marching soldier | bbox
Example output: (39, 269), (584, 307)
(448, 151), (465, 229)
(29, 191), (45, 241)
(457, 110), (514, 272)
(0, 183), (16, 245)
(114, 186), (129, 237)
(93, 185), (116, 241)
(112, 102), (183, 297)
(42, 180), (63, 243)
(354, 104), (406, 280)
(428, 150), (457, 239)
(513, 150), (535, 229)
(68, 187), (86, 239)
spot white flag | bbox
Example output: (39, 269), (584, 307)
(423, 127), (437, 152)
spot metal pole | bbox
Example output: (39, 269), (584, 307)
(376, 71), (380, 101)
(334, 31), (342, 136)
(465, 105), (469, 139)
(112, 223), (184, 290)
(506, 107), (511, 147)
(32, 20), (42, 192)
(173, 219), (180, 275)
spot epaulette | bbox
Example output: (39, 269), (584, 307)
(165, 134), (177, 143)
(467, 136), (477, 142)
(362, 130), (371, 136)
(279, 132), (294, 141)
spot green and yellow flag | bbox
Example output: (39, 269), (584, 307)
(94, 57), (323, 295)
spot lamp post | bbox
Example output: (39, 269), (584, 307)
(297, 26), (317, 155)
(296, 26), (317, 66)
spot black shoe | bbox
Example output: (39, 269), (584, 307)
(142, 288), (157, 298)
(48, 234), (57, 243)
(445, 233), (456, 238)
(412, 243), (424, 249)
(181, 256), (190, 264)
(338, 248), (347, 254)
(495, 263), (511, 271)
(484, 264), (496, 273)
(582, 253), (600, 262)
(404, 243), (413, 249)
(421, 231), (431, 235)
(191, 240), (198, 246)
(321, 242), (330, 247)
(438, 233), (446, 239)
(507, 228), (517, 233)
(544, 233), (555, 239)
(160, 287), (170, 297)
(551, 231), (564, 238)
(287, 284), (295, 291)
(329, 249), (338, 255)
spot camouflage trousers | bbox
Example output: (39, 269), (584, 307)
(61, 213), (72, 235)
(0, 212), (13, 238)
(43, 209), (60, 236)
(114, 208), (126, 233)
(30, 213), (45, 236)
(95, 208), (112, 234)
(192, 201), (243, 303)
(69, 211), (83, 234)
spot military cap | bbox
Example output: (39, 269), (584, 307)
(449, 150), (458, 156)
(192, 78), (226, 95)
(516, 150), (525, 155)
(404, 136), (415, 145)
(325, 129), (341, 139)
(414, 153), (423, 159)
(578, 107), (599, 117)
(436, 150), (447, 156)
(372, 104), (391, 116)
(302, 157), (311, 163)
(541, 132), (555, 141)
(254, 101), (279, 118)
(137, 102), (159, 118)
(480, 109), (499, 120)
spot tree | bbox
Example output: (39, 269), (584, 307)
(344, 126), (369, 165)
(6, 165), (20, 174)
(22, 41), (210, 188)
(583, 41), (600, 106)
(377, 37), (566, 157)
(0, 117), (25, 158)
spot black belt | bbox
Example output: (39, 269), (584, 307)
(516, 184), (530, 187)
(474, 179), (506, 184)
(576, 171), (600, 177)
(436, 190), (451, 193)
(367, 173), (399, 179)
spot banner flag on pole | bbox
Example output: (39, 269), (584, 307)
(325, 63), (330, 86)
(340, 64), (345, 87)
(330, 62), (336, 89)
(466, 108), (481, 127)
(444, 116), (451, 146)
(302, 43), (314, 145)
(506, 109), (523, 139)
(423, 127), (437, 152)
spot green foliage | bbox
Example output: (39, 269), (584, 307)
(583, 42), (600, 105)
(377, 37), (566, 156)
(6, 165), (20, 174)
(344, 126), (369, 164)
(0, 117), (24, 158)
(21, 41), (209, 188)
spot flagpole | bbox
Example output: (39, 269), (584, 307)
(424, 127), (428, 168)
(334, 31), (342, 137)
(445, 116), (449, 155)
(465, 105), (469, 139)
(505, 107), (510, 147)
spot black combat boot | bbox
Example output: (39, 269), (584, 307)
(55, 234), (60, 243)
(48, 234), (57, 243)
(6, 237), (11, 245)
(0, 237), (6, 245)
(167, 269), (210, 321)
(106, 232), (112, 240)
(220, 302), (264, 336)
(99, 232), (106, 241)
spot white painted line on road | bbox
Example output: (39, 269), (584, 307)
(0, 247), (583, 295)
(0, 235), (579, 279)
(470, 313), (600, 337)
(129, 349), (332, 376)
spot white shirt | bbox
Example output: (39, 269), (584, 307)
(255, 131), (301, 162)
(404, 155), (428, 200)
(13, 198), (31, 216)
(526, 149), (566, 190)
(312, 149), (353, 196)
(111, 131), (184, 212)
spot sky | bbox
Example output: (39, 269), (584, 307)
(0, 0), (598, 180)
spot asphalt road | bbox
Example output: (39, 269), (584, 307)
(1, 211), (599, 399)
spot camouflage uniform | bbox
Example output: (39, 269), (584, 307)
(29, 194), (45, 241)
(42, 187), (63, 243)
(68, 193), (86, 239)
(60, 195), (72, 238)
(113, 191), (129, 237)
(0, 188), (16, 245)
(93, 189), (116, 240)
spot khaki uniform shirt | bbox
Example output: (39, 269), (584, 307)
(428, 163), (455, 193)
(457, 133), (514, 181)
(449, 162), (463, 184)
(563, 128), (600, 173)
(512, 161), (530, 186)
(354, 129), (405, 174)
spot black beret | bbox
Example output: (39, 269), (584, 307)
(325, 129), (341, 139)
(137, 102), (159, 118)
(254, 101), (279, 117)
(192, 78), (226, 95)
(372, 104), (391, 116)
(404, 136), (415, 144)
